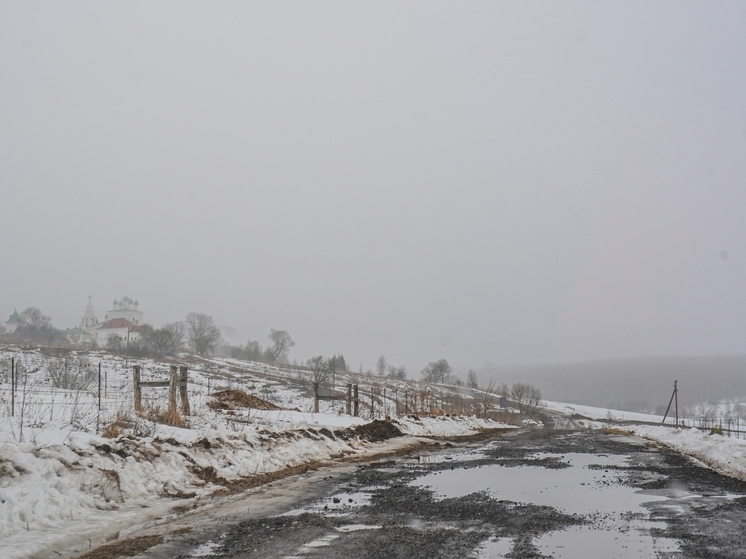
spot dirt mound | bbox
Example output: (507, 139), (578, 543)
(208, 389), (281, 411)
(337, 419), (403, 443)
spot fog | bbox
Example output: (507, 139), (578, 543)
(2, 2), (745, 375)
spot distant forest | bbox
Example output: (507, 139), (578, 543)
(483, 355), (746, 415)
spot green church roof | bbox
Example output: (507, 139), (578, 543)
(6, 310), (21, 324)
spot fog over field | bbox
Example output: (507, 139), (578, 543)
(2, 3), (745, 379)
(481, 355), (746, 414)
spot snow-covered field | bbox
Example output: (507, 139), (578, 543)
(3, 345), (746, 559)
(544, 400), (746, 489)
(0, 346), (512, 558)
(542, 400), (665, 423)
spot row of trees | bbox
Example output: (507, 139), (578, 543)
(108, 312), (219, 358)
(7, 307), (541, 410)
(306, 354), (349, 386)
(373, 355), (407, 380)
(2, 307), (66, 345)
(130, 317), (296, 363)
(3, 305), (298, 364)
(221, 329), (296, 364)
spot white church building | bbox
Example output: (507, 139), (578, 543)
(81, 296), (145, 346)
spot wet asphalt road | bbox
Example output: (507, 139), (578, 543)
(138, 428), (746, 559)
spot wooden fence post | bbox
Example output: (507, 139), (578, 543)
(346, 383), (352, 415)
(313, 382), (319, 413)
(179, 366), (190, 415)
(353, 384), (359, 417)
(11, 357), (15, 417)
(168, 365), (178, 414)
(133, 365), (142, 413)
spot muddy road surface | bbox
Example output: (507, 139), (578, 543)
(94, 429), (746, 559)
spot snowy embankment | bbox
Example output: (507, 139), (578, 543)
(0, 410), (510, 559)
(541, 401), (746, 482)
(542, 400), (665, 424)
(617, 424), (746, 481)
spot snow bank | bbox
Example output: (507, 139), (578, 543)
(395, 414), (512, 437)
(0, 413), (511, 558)
(618, 424), (746, 481)
(542, 400), (664, 423)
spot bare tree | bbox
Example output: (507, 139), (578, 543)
(331, 354), (348, 372)
(510, 382), (542, 417)
(421, 359), (452, 384)
(20, 307), (51, 340)
(306, 356), (332, 387)
(142, 322), (185, 357)
(269, 329), (294, 362)
(376, 355), (388, 376)
(244, 340), (264, 361)
(186, 312), (223, 356)
(387, 365), (407, 380)
(106, 335), (124, 354)
(467, 370), (479, 390)
(48, 356), (96, 391)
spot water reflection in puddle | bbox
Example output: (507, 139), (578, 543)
(282, 491), (373, 517)
(414, 452), (682, 558)
(419, 450), (488, 464)
(413, 453), (665, 515)
(187, 540), (221, 558)
(535, 525), (679, 559)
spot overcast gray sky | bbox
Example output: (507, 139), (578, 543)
(2, 2), (745, 374)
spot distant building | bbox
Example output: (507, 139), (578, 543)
(95, 317), (143, 346)
(104, 296), (143, 325)
(81, 296), (98, 329)
(78, 296), (145, 346)
(64, 327), (94, 345)
(3, 309), (22, 334)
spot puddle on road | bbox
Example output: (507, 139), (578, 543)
(414, 452), (682, 558)
(282, 533), (341, 559)
(535, 525), (679, 559)
(419, 449), (488, 464)
(282, 490), (374, 517)
(412, 453), (665, 515)
(186, 540), (221, 558)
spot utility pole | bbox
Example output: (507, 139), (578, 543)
(661, 380), (679, 426)
(331, 356), (336, 395)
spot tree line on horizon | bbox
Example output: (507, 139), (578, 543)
(2, 307), (543, 405)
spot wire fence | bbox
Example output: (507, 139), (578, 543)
(673, 416), (746, 439)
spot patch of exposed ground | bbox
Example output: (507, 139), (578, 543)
(76, 535), (164, 559)
(207, 389), (282, 411)
(336, 419), (403, 442)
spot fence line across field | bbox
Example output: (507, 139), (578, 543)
(10, 355), (746, 430)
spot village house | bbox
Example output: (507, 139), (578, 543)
(3, 309), (22, 334)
